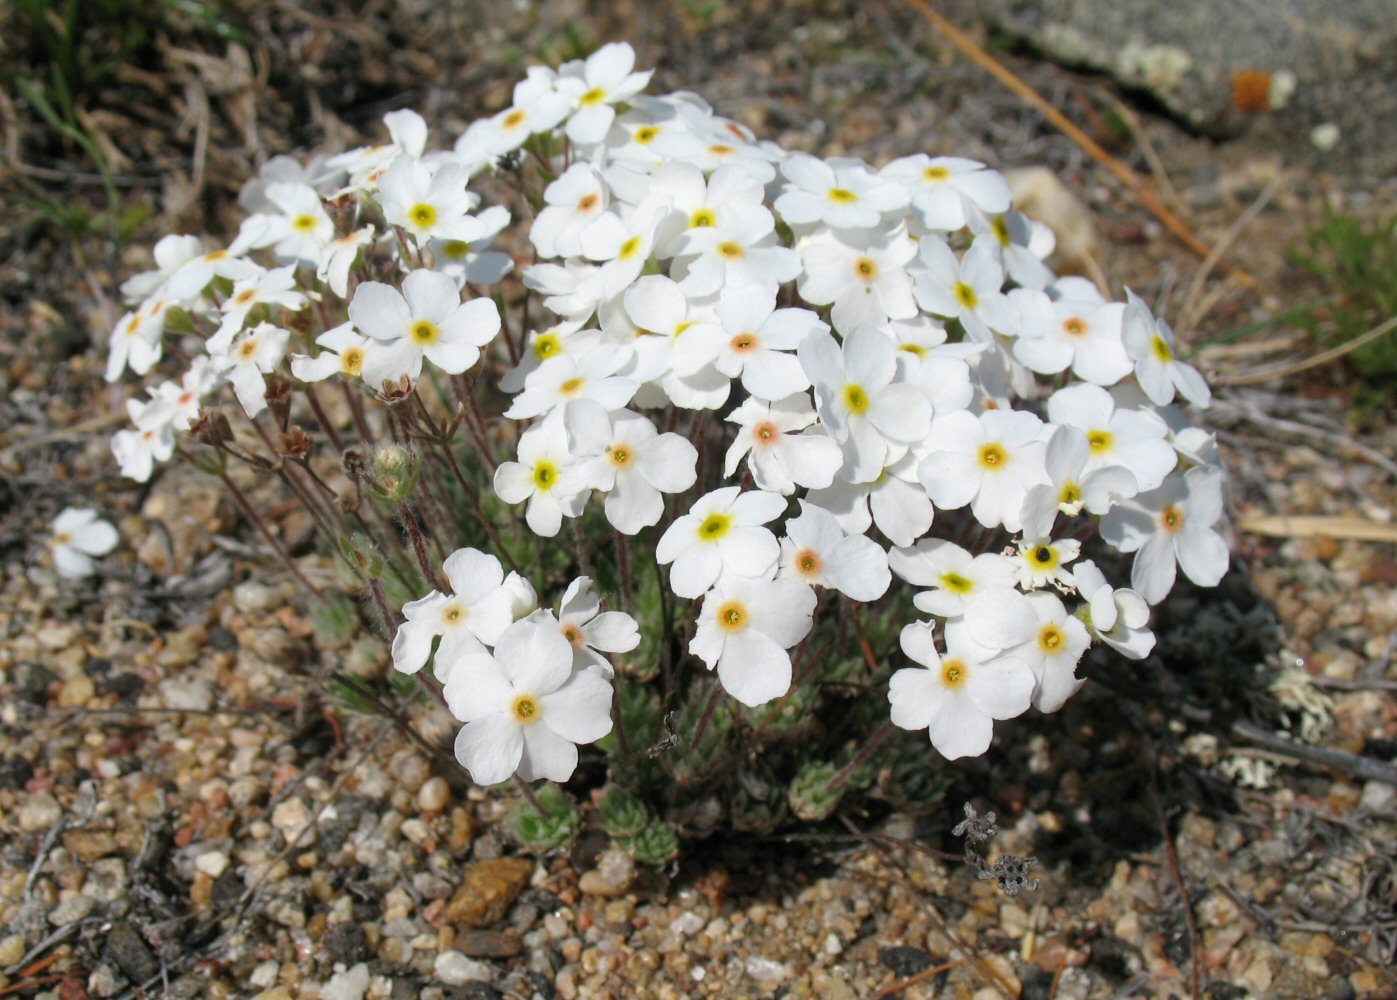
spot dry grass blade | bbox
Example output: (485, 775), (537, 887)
(1216, 314), (1397, 387)
(1236, 514), (1397, 544)
(898, 0), (1258, 287)
(1177, 175), (1281, 337)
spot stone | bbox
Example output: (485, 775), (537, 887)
(321, 963), (370, 1000)
(157, 677), (214, 712)
(195, 850), (230, 878)
(417, 776), (451, 813)
(0, 936), (27, 966)
(455, 930), (524, 958)
(49, 895), (96, 926)
(577, 848), (635, 897)
(324, 922), (370, 965)
(63, 830), (118, 862)
(880, 946), (934, 977)
(445, 858), (534, 929)
(978, 0), (1397, 173)
(271, 798), (315, 845)
(57, 675), (96, 707)
(87, 963), (128, 998)
(435, 951), (494, 986)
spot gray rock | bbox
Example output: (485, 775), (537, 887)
(105, 922), (160, 984)
(978, 0), (1397, 173)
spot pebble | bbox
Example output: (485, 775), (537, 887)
(0, 936), (27, 966)
(158, 677), (214, 712)
(745, 956), (788, 982)
(578, 848), (635, 897)
(417, 776), (450, 812)
(57, 674), (95, 707)
(320, 963), (370, 1000)
(455, 929), (524, 958)
(434, 950), (493, 986)
(271, 798), (315, 844)
(249, 961), (280, 988)
(390, 751), (432, 794)
(234, 580), (281, 613)
(49, 894), (96, 926)
(195, 850), (230, 878)
(445, 858), (534, 928)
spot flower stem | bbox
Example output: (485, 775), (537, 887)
(220, 471), (320, 597)
(829, 719), (896, 792)
(613, 530), (633, 615)
(691, 683), (724, 748)
(513, 775), (545, 813)
(367, 577), (398, 640)
(398, 500), (444, 590)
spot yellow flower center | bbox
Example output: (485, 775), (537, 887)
(854, 256), (878, 281)
(237, 339), (259, 360)
(978, 443), (1007, 468)
(502, 109), (527, 129)
(577, 193), (600, 211)
(512, 694), (542, 723)
(941, 659), (968, 688)
(409, 319), (439, 345)
(717, 241), (745, 259)
(842, 384), (869, 415)
(234, 289), (258, 306)
(1151, 335), (1173, 362)
(730, 332), (757, 353)
(533, 333), (561, 359)
(941, 571), (972, 593)
(1059, 482), (1082, 506)
(206, 250), (229, 261)
(408, 203), (438, 229)
(922, 166), (950, 182)
(1062, 317), (1087, 337)
(954, 281), (978, 310)
(442, 605), (464, 625)
(1161, 504), (1184, 533)
(441, 240), (470, 259)
(340, 347), (364, 375)
(1029, 546), (1057, 569)
(716, 600), (747, 632)
(618, 236), (643, 260)
(53, 531), (72, 546)
(607, 444), (633, 469)
(634, 126), (659, 144)
(708, 143), (734, 156)
(1038, 624), (1064, 652)
(754, 420), (777, 443)
(579, 87), (608, 106)
(292, 213), (319, 232)
(558, 377), (584, 396)
(533, 460), (558, 491)
(689, 208), (716, 228)
(698, 512), (732, 541)
(1087, 430), (1113, 454)
(562, 623), (584, 647)
(897, 342), (926, 358)
(795, 549), (821, 577)
(826, 187), (858, 203)
(991, 216), (1011, 246)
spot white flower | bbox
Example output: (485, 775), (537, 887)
(470, 65), (572, 158)
(1012, 536), (1081, 590)
(210, 266), (306, 353)
(690, 577), (816, 707)
(880, 154), (1011, 231)
(700, 288), (822, 400)
(913, 238), (1019, 343)
(526, 576), (640, 678)
(429, 205), (514, 287)
(445, 621), (613, 785)
(290, 323), (371, 383)
(1047, 384), (1177, 493)
(258, 182), (336, 264)
(502, 321), (595, 393)
(112, 398), (174, 483)
(1121, 289), (1210, 407)
(348, 269), (501, 388)
(579, 196), (674, 299)
(1010, 282), (1130, 385)
(559, 401), (698, 535)
(493, 407), (587, 537)
(377, 156), (485, 246)
(1018, 424), (1139, 540)
(143, 357), (218, 432)
(1071, 560), (1155, 659)
(556, 43), (653, 145)
(887, 539), (1016, 618)
(917, 409), (1047, 533)
(214, 322), (290, 418)
(799, 327), (932, 483)
(531, 164), (610, 259)
(316, 226), (375, 299)
(967, 207), (1055, 291)
(503, 346), (637, 420)
(391, 548), (518, 679)
(889, 621), (1033, 761)
(779, 500), (890, 602)
(670, 203), (800, 298)
(723, 394), (843, 495)
(121, 234), (204, 302)
(796, 227), (918, 335)
(656, 487), (786, 599)
(106, 298), (168, 382)
(165, 245), (261, 302)
(48, 508), (119, 579)
(327, 108), (428, 193)
(1100, 466), (1230, 604)
(774, 152), (908, 229)
(969, 591), (1090, 714)
(802, 453), (933, 548)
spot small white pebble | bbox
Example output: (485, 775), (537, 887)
(823, 932), (843, 956)
(195, 850), (230, 878)
(249, 961), (280, 988)
(320, 963), (370, 1000)
(435, 950), (492, 986)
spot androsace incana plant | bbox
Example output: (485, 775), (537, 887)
(100, 41), (1229, 840)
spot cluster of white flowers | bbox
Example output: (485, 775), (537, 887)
(106, 42), (1231, 779)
